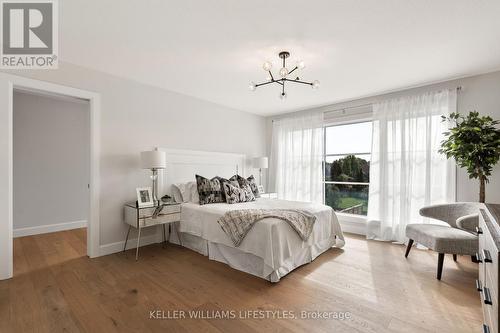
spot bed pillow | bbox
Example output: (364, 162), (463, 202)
(223, 182), (256, 204)
(242, 184), (256, 202)
(216, 177), (239, 202)
(230, 174), (260, 198)
(171, 184), (184, 203)
(188, 181), (200, 203)
(195, 175), (224, 205)
(173, 181), (199, 203)
(246, 175), (260, 198)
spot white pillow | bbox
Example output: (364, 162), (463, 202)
(174, 181), (199, 204)
(173, 182), (190, 202)
(187, 181), (200, 204)
(171, 185), (183, 203)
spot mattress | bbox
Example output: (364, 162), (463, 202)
(176, 197), (345, 282)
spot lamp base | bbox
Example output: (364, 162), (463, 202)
(151, 169), (160, 206)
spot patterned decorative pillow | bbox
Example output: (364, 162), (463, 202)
(242, 184), (256, 202)
(229, 174), (240, 184)
(195, 175), (224, 205)
(230, 174), (260, 198)
(246, 175), (260, 198)
(223, 182), (255, 204)
(215, 176), (239, 202)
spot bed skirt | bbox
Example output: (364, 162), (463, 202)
(168, 223), (337, 282)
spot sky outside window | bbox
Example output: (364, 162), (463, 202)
(325, 122), (372, 155)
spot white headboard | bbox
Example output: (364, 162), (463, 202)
(156, 148), (246, 196)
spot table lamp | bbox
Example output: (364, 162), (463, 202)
(252, 157), (268, 188)
(141, 150), (166, 205)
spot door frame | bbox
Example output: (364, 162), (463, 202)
(0, 73), (100, 280)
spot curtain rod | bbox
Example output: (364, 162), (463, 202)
(325, 86), (462, 116)
(272, 86), (462, 122)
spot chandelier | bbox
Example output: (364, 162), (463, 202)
(249, 51), (320, 99)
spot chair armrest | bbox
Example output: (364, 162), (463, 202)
(456, 213), (479, 233)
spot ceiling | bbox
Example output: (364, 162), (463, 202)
(59, 1), (500, 116)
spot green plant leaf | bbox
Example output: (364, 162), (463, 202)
(440, 111), (500, 186)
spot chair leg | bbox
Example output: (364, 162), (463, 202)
(405, 239), (414, 258)
(437, 253), (445, 280)
(453, 254), (457, 262)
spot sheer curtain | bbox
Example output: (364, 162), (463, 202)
(270, 111), (324, 203)
(367, 90), (457, 243)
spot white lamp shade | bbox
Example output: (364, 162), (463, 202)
(252, 157), (268, 169)
(140, 151), (166, 169)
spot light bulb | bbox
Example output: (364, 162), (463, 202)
(312, 80), (320, 89)
(279, 92), (287, 100)
(279, 67), (288, 78)
(296, 60), (305, 70)
(249, 82), (256, 91)
(262, 61), (272, 71)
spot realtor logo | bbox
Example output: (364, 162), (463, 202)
(1, 0), (58, 68)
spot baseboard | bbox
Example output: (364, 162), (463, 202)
(99, 233), (164, 257)
(14, 220), (87, 238)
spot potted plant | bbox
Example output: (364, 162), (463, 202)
(440, 111), (500, 203)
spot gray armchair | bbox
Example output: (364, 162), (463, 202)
(405, 202), (482, 280)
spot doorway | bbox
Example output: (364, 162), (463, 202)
(0, 73), (100, 280)
(13, 89), (90, 261)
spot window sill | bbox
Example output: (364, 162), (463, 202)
(336, 212), (368, 222)
(335, 212), (367, 235)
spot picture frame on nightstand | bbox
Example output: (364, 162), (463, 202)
(136, 187), (154, 208)
(257, 185), (265, 194)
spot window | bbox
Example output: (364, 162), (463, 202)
(324, 121), (372, 216)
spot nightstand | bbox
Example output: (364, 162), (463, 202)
(123, 202), (182, 260)
(260, 192), (278, 199)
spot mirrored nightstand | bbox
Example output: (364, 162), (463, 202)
(123, 202), (182, 260)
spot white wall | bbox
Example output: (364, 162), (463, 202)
(0, 78), (13, 279)
(1, 62), (267, 250)
(13, 91), (89, 235)
(268, 70), (500, 205)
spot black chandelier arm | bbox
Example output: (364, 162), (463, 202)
(283, 78), (314, 86)
(268, 70), (275, 81)
(255, 81), (275, 88)
(254, 78), (313, 90)
(255, 80), (284, 88)
(288, 66), (299, 75)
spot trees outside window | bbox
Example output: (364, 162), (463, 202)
(324, 122), (372, 216)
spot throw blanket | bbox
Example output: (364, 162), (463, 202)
(217, 209), (316, 247)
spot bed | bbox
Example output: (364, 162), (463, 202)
(157, 148), (345, 282)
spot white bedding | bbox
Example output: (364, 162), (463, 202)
(178, 197), (345, 281)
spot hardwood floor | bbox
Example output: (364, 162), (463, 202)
(0, 229), (481, 332)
